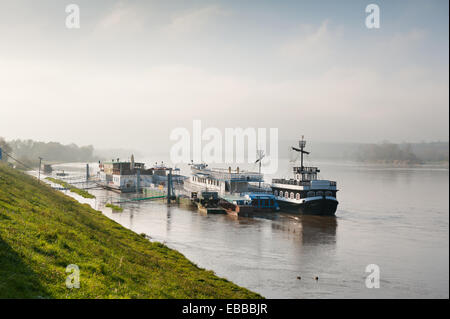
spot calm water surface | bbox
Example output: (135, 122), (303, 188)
(50, 161), (449, 298)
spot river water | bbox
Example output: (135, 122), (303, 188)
(46, 161), (449, 298)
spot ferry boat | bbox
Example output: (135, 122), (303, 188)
(185, 162), (279, 214)
(271, 137), (338, 216)
(184, 163), (263, 195)
(97, 155), (154, 193)
(98, 157), (187, 193)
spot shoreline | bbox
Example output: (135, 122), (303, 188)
(0, 164), (262, 299)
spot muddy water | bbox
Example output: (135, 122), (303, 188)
(44, 162), (449, 298)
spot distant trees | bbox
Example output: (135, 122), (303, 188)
(282, 140), (448, 164)
(355, 142), (421, 164)
(5, 139), (98, 166)
(410, 142), (449, 162)
(0, 137), (12, 162)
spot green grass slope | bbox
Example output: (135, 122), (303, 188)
(0, 164), (262, 299)
(45, 177), (95, 199)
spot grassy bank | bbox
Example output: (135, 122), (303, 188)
(0, 164), (261, 298)
(45, 177), (95, 199)
(105, 203), (123, 212)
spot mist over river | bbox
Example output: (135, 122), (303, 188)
(45, 160), (449, 298)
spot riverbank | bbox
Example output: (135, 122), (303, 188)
(0, 164), (262, 298)
(45, 177), (95, 199)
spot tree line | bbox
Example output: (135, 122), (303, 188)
(0, 138), (99, 168)
(279, 140), (449, 164)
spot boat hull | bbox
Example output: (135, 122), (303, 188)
(194, 202), (226, 214)
(278, 197), (338, 216)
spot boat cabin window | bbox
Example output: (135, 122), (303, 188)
(307, 191), (315, 197)
(290, 192), (294, 199)
(316, 191), (324, 196)
(296, 193), (300, 200)
(285, 192), (289, 199)
(279, 191), (283, 197)
(274, 190), (278, 196)
(325, 191), (332, 197)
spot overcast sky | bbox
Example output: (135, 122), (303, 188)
(0, 0), (448, 150)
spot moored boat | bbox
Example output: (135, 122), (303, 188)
(151, 162), (187, 186)
(271, 137), (339, 216)
(190, 191), (226, 214)
(219, 195), (254, 216)
(220, 193), (279, 217)
(184, 162), (263, 195)
(97, 155), (154, 193)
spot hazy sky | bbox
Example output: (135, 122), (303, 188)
(0, 0), (448, 150)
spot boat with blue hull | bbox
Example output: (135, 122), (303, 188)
(184, 162), (280, 215)
(220, 192), (280, 216)
(271, 137), (339, 216)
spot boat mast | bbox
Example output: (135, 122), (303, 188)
(292, 135), (309, 173)
(255, 150), (265, 189)
(300, 137), (305, 171)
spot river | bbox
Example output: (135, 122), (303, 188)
(44, 160), (449, 298)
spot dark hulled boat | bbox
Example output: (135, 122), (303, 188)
(271, 137), (339, 216)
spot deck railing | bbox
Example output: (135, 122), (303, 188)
(293, 166), (320, 173)
(272, 179), (311, 186)
(272, 179), (337, 187)
(209, 171), (263, 182)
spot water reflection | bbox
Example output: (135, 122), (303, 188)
(219, 211), (337, 246)
(271, 214), (337, 245)
(55, 163), (448, 298)
(166, 204), (173, 233)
